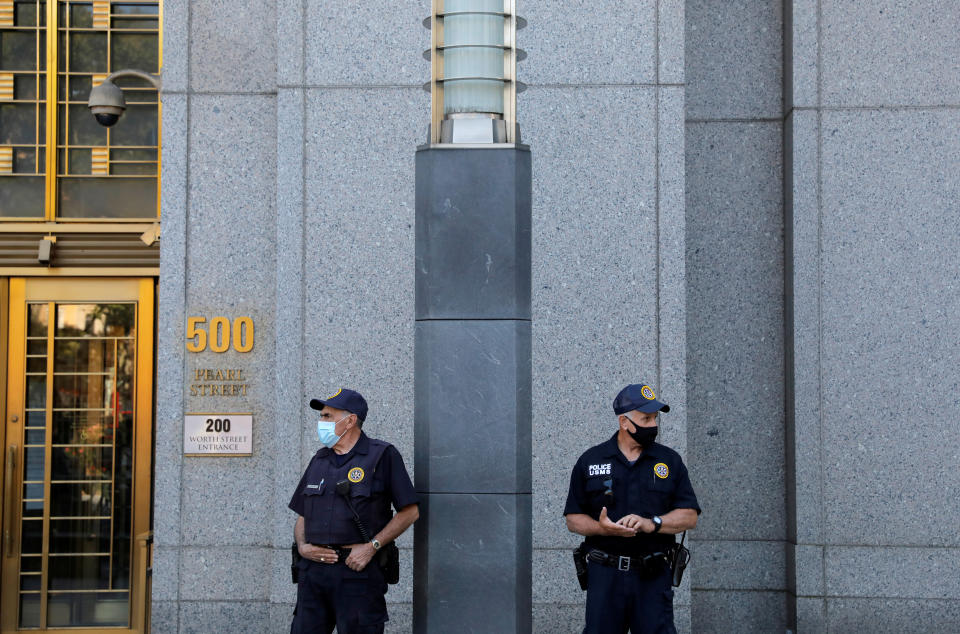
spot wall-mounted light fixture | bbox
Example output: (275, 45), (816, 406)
(423, 0), (526, 144)
(87, 69), (162, 127)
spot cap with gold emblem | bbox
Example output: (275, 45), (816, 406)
(612, 383), (670, 415)
(309, 388), (368, 422)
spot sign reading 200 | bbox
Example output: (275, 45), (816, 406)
(186, 316), (254, 353)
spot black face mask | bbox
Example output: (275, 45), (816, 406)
(627, 423), (658, 449)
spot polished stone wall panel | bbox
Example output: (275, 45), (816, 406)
(304, 0), (425, 86)
(415, 320), (531, 493)
(686, 121), (785, 542)
(189, 0), (277, 93)
(520, 86), (659, 551)
(182, 94), (277, 546)
(414, 493), (532, 633)
(659, 0), (685, 84)
(178, 601), (270, 634)
(692, 541), (785, 592)
(826, 546), (960, 600)
(272, 88), (307, 549)
(301, 87), (425, 473)
(521, 0), (656, 85)
(686, 0), (782, 119)
(820, 0), (960, 107)
(826, 598), (960, 632)
(415, 148), (532, 321)
(819, 109), (960, 547)
(691, 590), (788, 633)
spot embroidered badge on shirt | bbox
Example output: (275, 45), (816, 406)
(641, 385), (656, 400)
(654, 463), (669, 479)
(348, 467), (365, 483)
(588, 463), (612, 476)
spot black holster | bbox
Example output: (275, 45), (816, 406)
(669, 532), (691, 587)
(573, 542), (589, 591)
(378, 542), (400, 585)
(291, 542), (302, 584)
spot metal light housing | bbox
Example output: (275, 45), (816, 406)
(423, 0), (526, 144)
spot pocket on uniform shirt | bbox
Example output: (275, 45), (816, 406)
(302, 487), (325, 515)
(584, 477), (608, 497)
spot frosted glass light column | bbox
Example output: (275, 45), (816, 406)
(423, 0), (526, 143)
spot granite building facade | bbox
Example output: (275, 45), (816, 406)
(2, 1), (958, 633)
(145, 0), (960, 631)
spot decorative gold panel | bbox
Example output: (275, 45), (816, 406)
(0, 73), (13, 101)
(0, 2), (13, 27)
(91, 147), (110, 175)
(93, 0), (110, 29)
(0, 147), (13, 173)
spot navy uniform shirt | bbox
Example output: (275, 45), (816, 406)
(564, 433), (701, 555)
(289, 432), (418, 544)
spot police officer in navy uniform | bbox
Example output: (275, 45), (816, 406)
(564, 383), (700, 634)
(290, 389), (419, 633)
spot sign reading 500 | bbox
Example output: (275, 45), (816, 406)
(186, 316), (254, 353)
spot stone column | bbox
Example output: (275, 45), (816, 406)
(413, 147), (532, 633)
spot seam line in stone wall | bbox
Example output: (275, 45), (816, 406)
(788, 595), (960, 602)
(686, 118), (783, 124)
(166, 90), (279, 96)
(300, 0), (306, 87)
(414, 318), (533, 322)
(817, 109), (827, 606)
(655, 88), (661, 391)
(692, 587), (789, 593)
(177, 2), (194, 629)
(299, 81), (307, 512)
(790, 105), (960, 112)
(654, 0), (660, 85)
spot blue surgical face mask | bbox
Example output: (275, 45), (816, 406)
(317, 414), (347, 448)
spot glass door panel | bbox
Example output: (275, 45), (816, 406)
(2, 278), (153, 633)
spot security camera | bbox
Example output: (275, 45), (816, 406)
(88, 80), (126, 127)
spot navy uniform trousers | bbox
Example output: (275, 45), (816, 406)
(583, 560), (677, 634)
(291, 558), (388, 634)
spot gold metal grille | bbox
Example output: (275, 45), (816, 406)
(0, 147), (13, 173)
(0, 1), (13, 26)
(91, 147), (109, 175)
(92, 0), (110, 29)
(0, 1), (161, 221)
(0, 72), (13, 100)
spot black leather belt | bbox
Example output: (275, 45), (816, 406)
(587, 548), (670, 573)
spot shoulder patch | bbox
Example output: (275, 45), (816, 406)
(654, 463), (669, 479)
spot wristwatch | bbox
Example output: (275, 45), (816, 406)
(651, 516), (663, 533)
(371, 538), (382, 551)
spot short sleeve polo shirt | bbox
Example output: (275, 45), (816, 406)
(564, 433), (700, 555)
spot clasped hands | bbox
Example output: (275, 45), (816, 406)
(298, 541), (377, 571)
(598, 506), (656, 537)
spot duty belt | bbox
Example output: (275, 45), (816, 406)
(315, 545), (353, 562)
(587, 548), (670, 573)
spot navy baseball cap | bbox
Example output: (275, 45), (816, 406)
(310, 388), (368, 422)
(613, 383), (670, 415)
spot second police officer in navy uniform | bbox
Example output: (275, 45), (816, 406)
(564, 383), (701, 634)
(290, 389), (419, 634)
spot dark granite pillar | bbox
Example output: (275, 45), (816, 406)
(413, 147), (532, 633)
